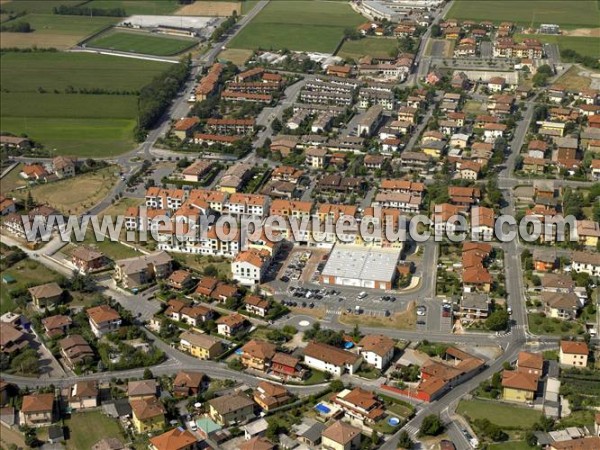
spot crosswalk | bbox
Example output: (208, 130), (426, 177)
(403, 424), (419, 437)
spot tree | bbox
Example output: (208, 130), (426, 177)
(486, 310), (509, 331)
(330, 379), (344, 392)
(397, 430), (414, 449)
(271, 118), (283, 133)
(143, 368), (153, 379)
(525, 430), (538, 447)
(431, 24), (441, 37)
(203, 264), (219, 277)
(419, 414), (443, 436)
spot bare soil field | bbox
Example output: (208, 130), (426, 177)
(175, 1), (241, 17)
(0, 31), (78, 48)
(219, 48), (253, 65)
(563, 28), (600, 37)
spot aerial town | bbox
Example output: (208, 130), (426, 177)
(0, 0), (599, 449)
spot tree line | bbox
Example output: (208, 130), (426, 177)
(0, 21), (32, 32)
(53, 5), (127, 17)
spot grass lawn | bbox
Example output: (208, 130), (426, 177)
(89, 0), (180, 15)
(0, 258), (62, 314)
(0, 13), (118, 49)
(65, 229), (140, 261)
(303, 369), (327, 385)
(241, 0), (258, 15)
(88, 29), (198, 56)
(21, 166), (118, 215)
(0, 162), (27, 196)
(515, 34), (600, 58)
(446, 0), (600, 29)
(171, 253), (231, 278)
(1, 52), (168, 157)
(457, 399), (542, 430)
(489, 442), (536, 450)
(64, 411), (125, 450)
(228, 0), (364, 53)
(99, 197), (143, 219)
(528, 313), (584, 336)
(337, 37), (398, 60)
(219, 48), (254, 66)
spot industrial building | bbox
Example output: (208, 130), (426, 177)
(319, 244), (402, 289)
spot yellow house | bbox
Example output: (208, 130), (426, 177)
(576, 220), (599, 248)
(179, 331), (224, 360)
(421, 141), (445, 159)
(501, 370), (538, 403)
(130, 398), (165, 433)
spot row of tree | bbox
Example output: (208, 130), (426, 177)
(0, 21), (32, 33)
(53, 5), (127, 17)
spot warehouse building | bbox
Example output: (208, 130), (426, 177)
(319, 244), (402, 289)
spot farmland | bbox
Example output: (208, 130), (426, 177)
(0, 13), (119, 49)
(228, 1), (364, 53)
(175, 1), (242, 17)
(0, 52), (169, 156)
(514, 33), (600, 59)
(446, 0), (600, 29)
(338, 37), (399, 60)
(87, 29), (198, 56)
(88, 0), (180, 15)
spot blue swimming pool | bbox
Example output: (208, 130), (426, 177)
(315, 403), (331, 414)
(388, 416), (400, 426)
(235, 348), (243, 355)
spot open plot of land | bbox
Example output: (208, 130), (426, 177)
(0, 162), (27, 196)
(171, 253), (231, 278)
(337, 37), (398, 60)
(339, 302), (416, 330)
(446, 0), (600, 29)
(0, 258), (63, 314)
(489, 442), (536, 450)
(21, 167), (118, 215)
(63, 411), (125, 450)
(1, 0), (82, 14)
(514, 33), (600, 58)
(87, 29), (198, 56)
(175, 1), (241, 17)
(64, 230), (140, 262)
(228, 1), (363, 53)
(555, 65), (592, 90)
(457, 399), (543, 430)
(1, 52), (168, 156)
(89, 0), (180, 15)
(219, 48), (253, 65)
(0, 13), (118, 49)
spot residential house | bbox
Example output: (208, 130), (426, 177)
(0, 323), (27, 356)
(571, 251), (600, 276)
(130, 397), (165, 433)
(459, 292), (490, 319)
(87, 305), (121, 338)
(332, 387), (385, 424)
(52, 156), (76, 178)
(321, 420), (362, 450)
(216, 314), (248, 338)
(71, 246), (105, 273)
(167, 270), (194, 290)
(179, 331), (224, 359)
(575, 220), (600, 248)
(28, 282), (63, 309)
(114, 252), (173, 289)
(208, 393), (255, 426)
(559, 341), (588, 368)
(303, 342), (361, 377)
(59, 335), (94, 368)
(173, 371), (206, 398)
(541, 292), (580, 320)
(181, 160), (214, 183)
(271, 352), (305, 380)
(19, 393), (55, 427)
(502, 370), (538, 403)
(66, 380), (99, 410)
(244, 296), (270, 317)
(232, 249), (271, 285)
(240, 340), (276, 371)
(0, 196), (16, 216)
(516, 351), (543, 377)
(41, 314), (72, 339)
(357, 335), (395, 370)
(127, 380), (157, 400)
(149, 428), (197, 450)
(533, 248), (556, 272)
(253, 381), (292, 411)
(305, 147), (329, 169)
(173, 117), (200, 140)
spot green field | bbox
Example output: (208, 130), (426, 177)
(88, 29), (198, 56)
(457, 399), (543, 430)
(0, 52), (168, 156)
(0, 13), (119, 49)
(489, 442), (537, 450)
(446, 0), (600, 29)
(0, 258), (63, 314)
(1, 1), (83, 14)
(89, 0), (180, 15)
(515, 33), (600, 58)
(337, 37), (398, 60)
(63, 411), (125, 450)
(229, 0), (364, 53)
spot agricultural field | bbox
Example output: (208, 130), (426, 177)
(514, 33), (600, 58)
(88, 0), (180, 15)
(87, 29), (198, 56)
(457, 399), (543, 430)
(175, 0), (242, 17)
(0, 0), (83, 14)
(20, 166), (118, 215)
(337, 37), (398, 60)
(219, 48), (254, 65)
(555, 66), (592, 91)
(446, 0), (600, 29)
(0, 13), (119, 49)
(228, 0), (364, 53)
(0, 52), (168, 156)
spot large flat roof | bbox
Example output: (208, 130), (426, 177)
(321, 244), (401, 282)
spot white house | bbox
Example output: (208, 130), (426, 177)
(86, 305), (121, 338)
(231, 249), (271, 286)
(303, 342), (361, 377)
(571, 251), (600, 276)
(358, 335), (395, 370)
